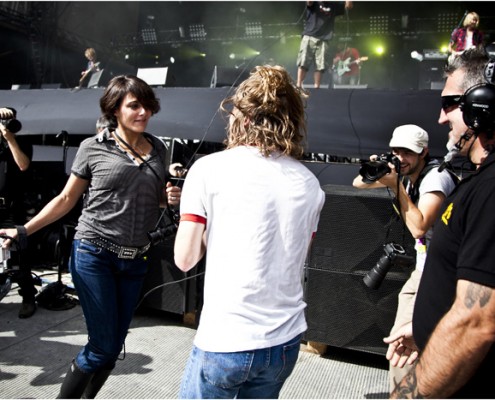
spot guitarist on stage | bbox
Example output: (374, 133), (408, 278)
(332, 44), (364, 86)
(78, 48), (100, 88)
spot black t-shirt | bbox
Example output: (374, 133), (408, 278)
(302, 1), (346, 40)
(0, 135), (33, 224)
(413, 152), (495, 398)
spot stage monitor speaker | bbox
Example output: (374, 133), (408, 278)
(87, 69), (110, 88)
(304, 184), (415, 355)
(210, 66), (250, 88)
(139, 236), (201, 315)
(11, 84), (31, 90)
(137, 67), (169, 87)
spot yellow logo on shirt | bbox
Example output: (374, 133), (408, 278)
(441, 203), (454, 225)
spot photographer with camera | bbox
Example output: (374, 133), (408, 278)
(0, 76), (181, 399)
(352, 124), (457, 394)
(0, 107), (37, 319)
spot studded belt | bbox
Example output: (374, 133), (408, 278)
(82, 237), (150, 259)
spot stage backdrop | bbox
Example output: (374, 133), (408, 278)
(0, 87), (449, 158)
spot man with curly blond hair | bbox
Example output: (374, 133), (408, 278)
(174, 65), (325, 398)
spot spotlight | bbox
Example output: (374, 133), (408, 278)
(229, 53), (236, 60)
(411, 50), (424, 62)
(170, 57), (175, 64)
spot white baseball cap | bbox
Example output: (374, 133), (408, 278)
(389, 124), (429, 154)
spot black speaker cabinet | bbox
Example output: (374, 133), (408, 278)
(139, 237), (200, 315)
(210, 66), (250, 88)
(418, 60), (445, 90)
(304, 184), (415, 355)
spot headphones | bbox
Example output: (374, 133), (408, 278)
(460, 45), (495, 132)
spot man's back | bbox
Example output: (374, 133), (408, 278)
(181, 146), (325, 352)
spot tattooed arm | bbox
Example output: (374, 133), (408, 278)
(391, 279), (495, 398)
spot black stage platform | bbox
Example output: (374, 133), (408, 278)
(1, 87), (449, 159)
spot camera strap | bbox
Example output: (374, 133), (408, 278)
(112, 130), (178, 230)
(405, 160), (440, 205)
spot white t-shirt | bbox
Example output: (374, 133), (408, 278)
(409, 166), (457, 272)
(180, 146), (325, 352)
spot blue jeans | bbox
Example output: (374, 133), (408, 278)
(179, 333), (302, 399)
(70, 239), (148, 373)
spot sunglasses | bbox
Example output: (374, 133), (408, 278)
(441, 95), (463, 111)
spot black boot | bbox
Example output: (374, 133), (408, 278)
(81, 368), (113, 399)
(57, 360), (93, 399)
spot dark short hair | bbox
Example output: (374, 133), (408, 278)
(99, 75), (161, 127)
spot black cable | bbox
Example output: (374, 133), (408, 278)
(135, 271), (205, 310)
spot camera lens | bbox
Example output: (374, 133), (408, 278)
(359, 161), (391, 183)
(5, 119), (22, 134)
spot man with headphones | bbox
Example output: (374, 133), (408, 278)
(387, 47), (495, 398)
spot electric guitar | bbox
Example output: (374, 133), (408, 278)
(335, 56), (368, 76)
(79, 62), (101, 85)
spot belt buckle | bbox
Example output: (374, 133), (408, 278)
(118, 247), (138, 259)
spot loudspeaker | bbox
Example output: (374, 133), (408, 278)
(11, 84), (31, 90)
(139, 236), (200, 315)
(87, 69), (110, 88)
(210, 66), (250, 88)
(418, 60), (444, 90)
(304, 185), (415, 355)
(137, 67), (169, 87)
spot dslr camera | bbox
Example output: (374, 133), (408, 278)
(147, 210), (179, 247)
(0, 238), (11, 273)
(0, 107), (22, 134)
(359, 152), (400, 183)
(363, 242), (414, 290)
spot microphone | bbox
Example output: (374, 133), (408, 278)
(57, 130), (69, 147)
(438, 147), (459, 172)
(438, 130), (473, 172)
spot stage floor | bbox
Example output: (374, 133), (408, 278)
(0, 266), (390, 399)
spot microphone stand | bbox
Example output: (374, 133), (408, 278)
(456, 10), (469, 30)
(35, 130), (77, 311)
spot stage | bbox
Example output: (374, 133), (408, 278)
(2, 86), (449, 159)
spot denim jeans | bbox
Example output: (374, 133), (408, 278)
(70, 239), (148, 373)
(179, 333), (302, 399)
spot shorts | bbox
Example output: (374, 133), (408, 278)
(296, 35), (331, 72)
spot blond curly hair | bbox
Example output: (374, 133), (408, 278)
(221, 65), (308, 159)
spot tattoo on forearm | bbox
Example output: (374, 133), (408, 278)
(465, 282), (491, 309)
(391, 364), (425, 398)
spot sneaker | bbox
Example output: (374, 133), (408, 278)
(18, 300), (36, 319)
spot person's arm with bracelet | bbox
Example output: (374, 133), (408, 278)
(0, 174), (89, 249)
